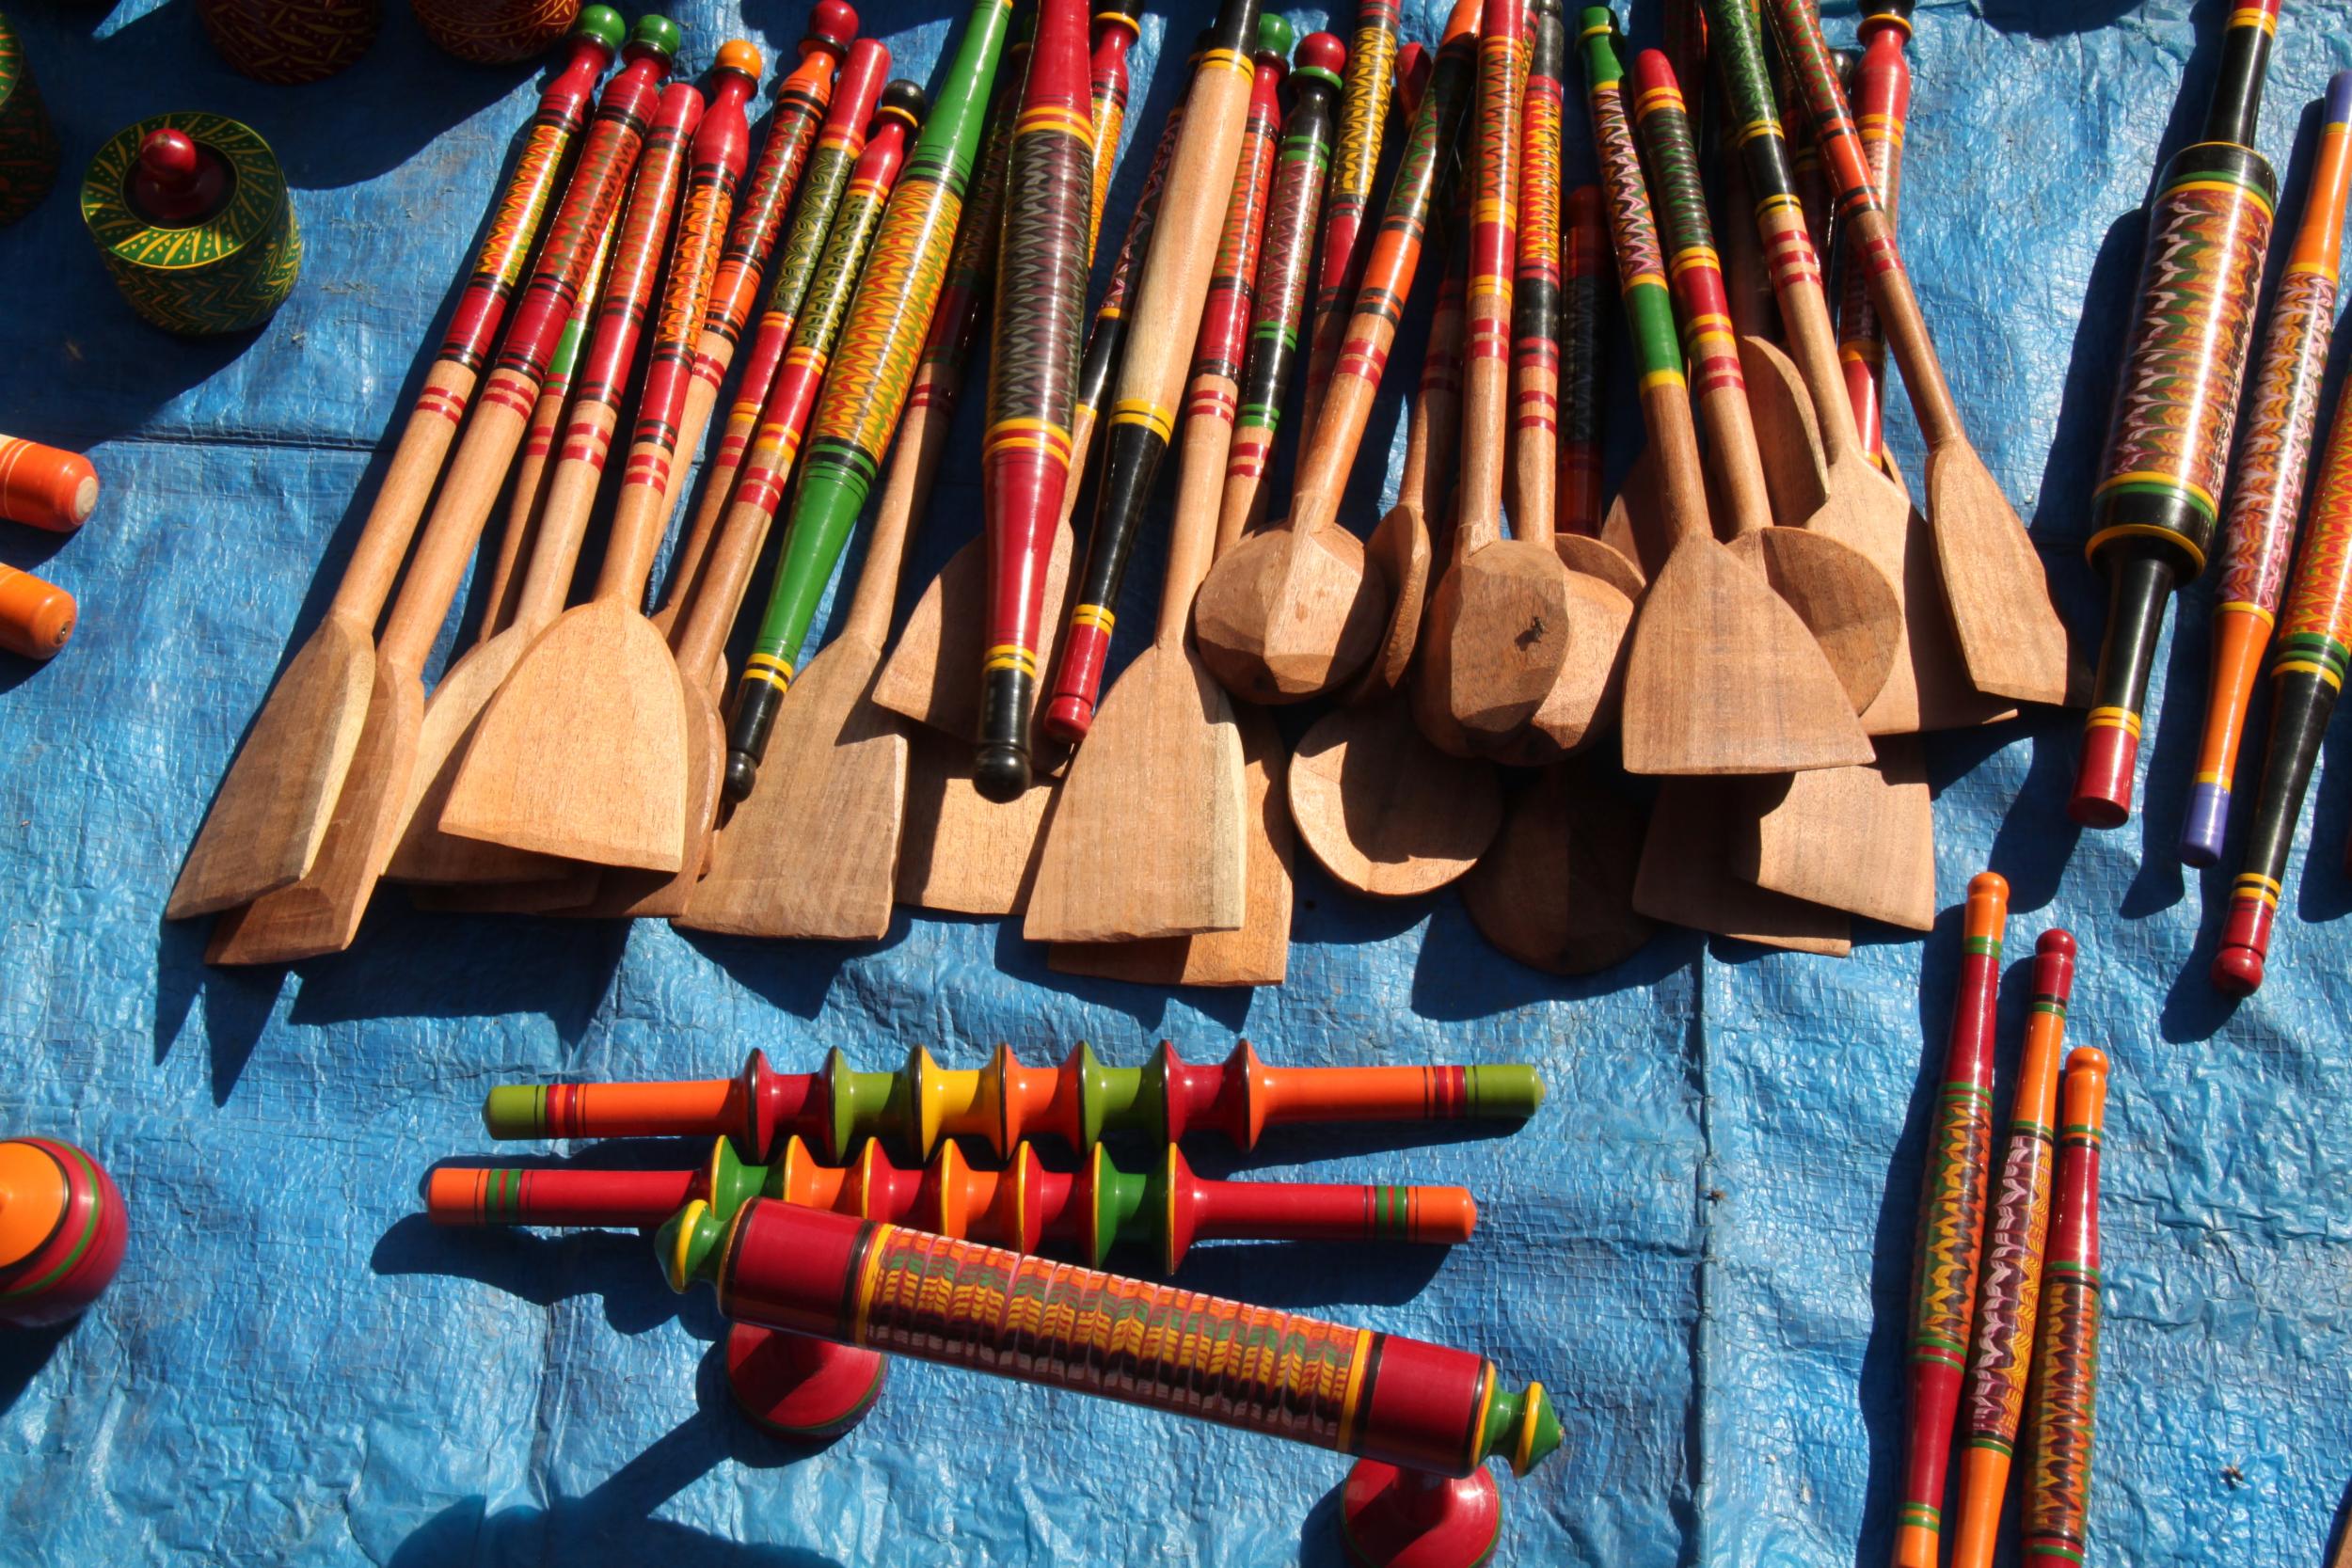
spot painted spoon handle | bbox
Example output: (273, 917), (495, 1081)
(1454, 0), (1528, 555)
(1833, 0), (1912, 462)
(1508, 1), (1565, 547)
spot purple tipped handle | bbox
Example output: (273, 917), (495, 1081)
(2329, 70), (2352, 124)
(2180, 783), (2231, 867)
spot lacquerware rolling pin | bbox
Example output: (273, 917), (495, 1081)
(1949, 929), (2077, 1568)
(428, 1134), (1476, 1273)
(2070, 0), (2282, 827)
(482, 1040), (1546, 1162)
(2020, 1048), (2109, 1568)
(2181, 72), (2352, 865)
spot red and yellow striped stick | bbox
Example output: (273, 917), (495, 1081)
(2021, 1048), (2110, 1568)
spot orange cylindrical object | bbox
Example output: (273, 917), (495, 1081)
(0, 435), (98, 532)
(0, 563), (75, 659)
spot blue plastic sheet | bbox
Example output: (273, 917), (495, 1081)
(2, 1), (2349, 1562)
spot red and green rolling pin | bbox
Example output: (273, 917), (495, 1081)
(1216, 29), (1347, 549)
(1832, 0), (1913, 467)
(1041, 0), (1267, 742)
(972, 0), (1104, 801)
(2071, 0), (2282, 829)
(2211, 294), (2352, 995)
(2021, 1048), (2110, 1568)
(429, 1132), (1476, 1275)
(645, 5), (858, 634)
(660, 1199), (1561, 1567)
(0, 1136), (128, 1328)
(1087, 0), (1147, 256)
(1949, 928), (2077, 1568)
(1889, 872), (2008, 1568)
(1510, 0), (1566, 543)
(715, 81), (928, 799)
(723, 0), (1017, 798)
(603, 44), (762, 590)
(2183, 71), (2352, 866)
(1296, 0), (1405, 454)
(665, 37), (892, 634)
(1557, 182), (1607, 538)
(483, 1040), (1545, 1164)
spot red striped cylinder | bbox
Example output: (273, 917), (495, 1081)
(664, 1199), (1561, 1480)
(2022, 1048), (2109, 1568)
(0, 1137), (128, 1327)
(974, 0), (1100, 801)
(1893, 872), (2008, 1568)
(1086, 0), (1146, 254)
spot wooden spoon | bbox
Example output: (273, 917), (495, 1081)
(1188, 0), (1482, 707)
(203, 24), (681, 963)
(1462, 761), (1654, 974)
(650, 40), (894, 642)
(433, 79), (720, 876)
(393, 62), (741, 887)
(1629, 48), (1900, 715)
(1581, 14), (1871, 778)
(1755, 0), (2071, 706)
(166, 13), (625, 920)
(1709, 0), (2010, 737)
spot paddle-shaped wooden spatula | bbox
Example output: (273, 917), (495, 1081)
(1582, 10), (1871, 778)
(1754, 0), (2072, 707)
(167, 9), (624, 920)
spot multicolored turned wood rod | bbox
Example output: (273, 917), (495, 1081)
(660, 1199), (1563, 1479)
(1216, 31), (1344, 551)
(725, 0), (1016, 795)
(1558, 182), (1606, 537)
(660, 38), (890, 640)
(604, 44), (761, 597)
(1892, 871), (2008, 1568)
(0, 433), (98, 532)
(1296, 0), (1404, 455)
(1040, 0), (1265, 740)
(971, 0), (1102, 800)
(1949, 928), (2078, 1568)
(715, 82), (926, 799)
(2071, 0), (2282, 829)
(2212, 316), (2352, 995)
(429, 1134), (1476, 1274)
(1086, 0), (1146, 254)
(0, 1136), (129, 1327)
(1510, 0), (1565, 544)
(483, 1040), (1547, 1163)
(2183, 71), (2352, 866)
(2021, 1047), (2109, 1568)
(162, 8), (626, 920)
(1833, 0), (1912, 466)
(645, 4), (857, 635)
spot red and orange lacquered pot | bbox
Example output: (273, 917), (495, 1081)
(198, 0), (380, 84)
(414, 0), (584, 66)
(0, 1137), (128, 1327)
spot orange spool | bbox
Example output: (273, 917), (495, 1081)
(0, 562), (75, 659)
(0, 434), (98, 532)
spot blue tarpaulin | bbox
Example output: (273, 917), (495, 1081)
(3, 0), (2350, 1562)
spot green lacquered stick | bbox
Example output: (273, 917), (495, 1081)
(726, 0), (1018, 795)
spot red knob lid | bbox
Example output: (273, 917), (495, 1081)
(132, 128), (229, 226)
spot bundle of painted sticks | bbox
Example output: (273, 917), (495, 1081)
(166, 0), (2088, 981)
(1890, 875), (2108, 1568)
(424, 1040), (1561, 1563)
